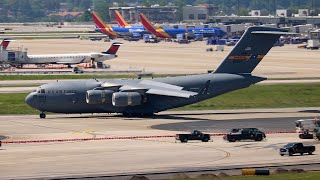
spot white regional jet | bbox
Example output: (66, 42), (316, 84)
(1, 41), (122, 67)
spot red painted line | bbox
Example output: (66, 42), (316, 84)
(1, 131), (296, 144)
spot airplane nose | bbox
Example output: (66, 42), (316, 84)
(25, 93), (35, 108)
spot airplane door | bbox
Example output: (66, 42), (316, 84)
(7, 52), (16, 62)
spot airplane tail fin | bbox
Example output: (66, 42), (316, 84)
(103, 42), (123, 55)
(0, 39), (12, 50)
(115, 10), (131, 28)
(139, 13), (171, 38)
(92, 12), (118, 37)
(214, 26), (293, 74)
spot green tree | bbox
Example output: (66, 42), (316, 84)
(78, 9), (92, 21)
(141, 0), (152, 7)
(93, 0), (110, 22)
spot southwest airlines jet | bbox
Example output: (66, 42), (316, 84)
(139, 13), (226, 38)
(92, 12), (145, 38)
(115, 10), (144, 30)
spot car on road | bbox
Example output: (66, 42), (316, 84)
(280, 143), (315, 156)
(176, 130), (210, 143)
(223, 128), (266, 142)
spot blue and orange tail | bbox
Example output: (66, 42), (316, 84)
(92, 12), (119, 37)
(139, 13), (171, 38)
(115, 10), (131, 28)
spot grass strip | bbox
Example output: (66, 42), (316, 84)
(1, 83), (320, 115)
(0, 93), (38, 114)
(177, 83), (320, 111)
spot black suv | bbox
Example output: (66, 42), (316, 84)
(224, 128), (266, 142)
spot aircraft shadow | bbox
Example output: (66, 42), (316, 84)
(299, 109), (320, 114)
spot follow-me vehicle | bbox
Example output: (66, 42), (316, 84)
(26, 26), (292, 118)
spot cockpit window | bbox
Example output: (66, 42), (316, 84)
(41, 89), (45, 94)
(37, 90), (40, 93)
(32, 90), (36, 92)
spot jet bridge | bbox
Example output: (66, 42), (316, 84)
(0, 46), (28, 66)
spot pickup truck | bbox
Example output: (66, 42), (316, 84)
(280, 143), (315, 156)
(224, 128), (266, 142)
(176, 130), (210, 143)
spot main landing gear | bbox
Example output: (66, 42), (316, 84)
(40, 112), (46, 119)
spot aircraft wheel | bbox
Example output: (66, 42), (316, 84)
(40, 112), (46, 119)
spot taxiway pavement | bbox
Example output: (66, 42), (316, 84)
(0, 108), (319, 179)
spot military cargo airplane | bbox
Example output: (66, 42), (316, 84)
(93, 12), (145, 38)
(26, 26), (291, 119)
(139, 13), (226, 38)
(0, 42), (122, 67)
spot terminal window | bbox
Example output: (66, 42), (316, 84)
(189, 14), (194, 20)
(198, 14), (206, 20)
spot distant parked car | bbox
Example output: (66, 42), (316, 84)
(280, 143), (315, 156)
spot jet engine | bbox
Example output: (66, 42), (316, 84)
(90, 53), (105, 62)
(86, 90), (113, 104)
(112, 92), (142, 107)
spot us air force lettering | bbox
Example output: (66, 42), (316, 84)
(25, 27), (291, 118)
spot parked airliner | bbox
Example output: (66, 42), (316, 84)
(1, 42), (122, 67)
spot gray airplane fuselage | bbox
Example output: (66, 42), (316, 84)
(25, 73), (265, 114)
(26, 26), (289, 117)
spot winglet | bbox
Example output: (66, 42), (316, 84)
(0, 39), (12, 50)
(115, 10), (131, 28)
(92, 12), (119, 37)
(139, 13), (171, 38)
(104, 42), (123, 55)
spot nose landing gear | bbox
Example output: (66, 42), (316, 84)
(40, 112), (46, 119)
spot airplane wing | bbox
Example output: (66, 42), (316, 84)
(146, 88), (197, 98)
(101, 79), (197, 98)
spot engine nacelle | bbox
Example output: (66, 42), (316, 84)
(86, 90), (113, 104)
(112, 92), (142, 107)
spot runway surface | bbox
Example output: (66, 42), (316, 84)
(4, 39), (320, 78)
(0, 108), (320, 179)
(152, 116), (313, 132)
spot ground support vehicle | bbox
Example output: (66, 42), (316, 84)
(176, 130), (210, 143)
(224, 128), (266, 142)
(280, 143), (315, 156)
